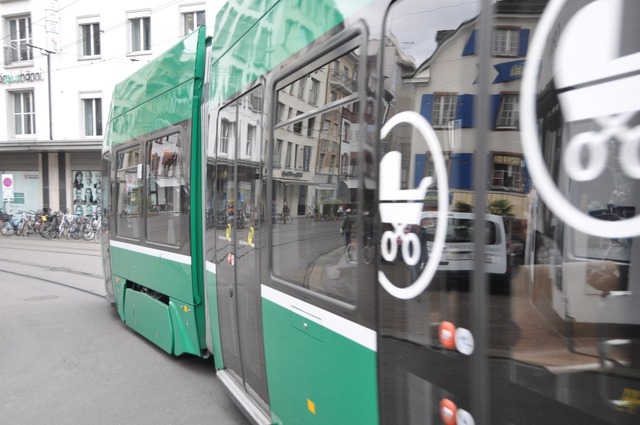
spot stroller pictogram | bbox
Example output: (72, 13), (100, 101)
(555, 0), (640, 181)
(520, 0), (640, 239)
(379, 151), (432, 266)
(377, 111), (449, 300)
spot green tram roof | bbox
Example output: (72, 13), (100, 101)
(106, 26), (207, 147)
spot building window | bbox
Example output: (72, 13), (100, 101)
(496, 94), (519, 129)
(183, 10), (205, 35)
(432, 94), (457, 128)
(307, 117), (315, 137)
(82, 97), (103, 136)
(130, 16), (151, 53)
(493, 29), (519, 56)
(492, 155), (522, 191)
(13, 91), (36, 136)
(220, 119), (231, 154)
(293, 112), (303, 134)
(80, 23), (101, 58)
(5, 16), (32, 64)
(246, 124), (255, 157)
(343, 121), (351, 143)
(309, 78), (320, 106)
(285, 142), (293, 168)
(297, 76), (307, 99)
(273, 139), (283, 167)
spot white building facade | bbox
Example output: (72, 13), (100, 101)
(1, 0), (222, 214)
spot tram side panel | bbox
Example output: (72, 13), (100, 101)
(104, 28), (208, 358)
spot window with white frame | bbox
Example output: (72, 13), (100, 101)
(13, 90), (36, 136)
(342, 121), (351, 143)
(246, 124), (255, 157)
(491, 155), (522, 191)
(182, 10), (205, 36)
(129, 14), (151, 53)
(79, 21), (101, 58)
(432, 94), (457, 128)
(307, 117), (315, 137)
(82, 96), (103, 136)
(5, 16), (32, 65)
(220, 119), (232, 154)
(285, 142), (293, 168)
(492, 28), (519, 56)
(297, 76), (307, 99)
(273, 139), (283, 167)
(309, 78), (320, 106)
(496, 94), (519, 129)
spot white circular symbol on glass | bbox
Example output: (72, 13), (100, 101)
(454, 327), (474, 356)
(378, 111), (449, 300)
(521, 0), (640, 238)
(457, 409), (476, 425)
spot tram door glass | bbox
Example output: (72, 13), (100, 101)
(205, 87), (269, 408)
(379, 1), (640, 424)
(271, 46), (364, 305)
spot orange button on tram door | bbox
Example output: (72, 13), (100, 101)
(438, 321), (457, 350)
(440, 398), (457, 425)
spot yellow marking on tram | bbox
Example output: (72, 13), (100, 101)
(307, 398), (316, 415)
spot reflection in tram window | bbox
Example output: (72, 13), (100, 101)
(271, 46), (363, 305)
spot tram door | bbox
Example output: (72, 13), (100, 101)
(205, 87), (270, 414)
(378, 1), (639, 425)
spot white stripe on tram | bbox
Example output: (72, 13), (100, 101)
(110, 240), (192, 266)
(261, 284), (377, 352)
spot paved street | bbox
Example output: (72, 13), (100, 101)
(0, 236), (249, 425)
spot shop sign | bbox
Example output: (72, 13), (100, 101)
(0, 70), (45, 85)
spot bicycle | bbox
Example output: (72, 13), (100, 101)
(273, 211), (293, 224)
(306, 206), (324, 221)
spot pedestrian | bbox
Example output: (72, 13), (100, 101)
(282, 202), (290, 224)
(341, 209), (353, 246)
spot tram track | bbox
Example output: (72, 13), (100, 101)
(0, 266), (105, 298)
(0, 236), (106, 298)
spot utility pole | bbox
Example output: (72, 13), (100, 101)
(27, 44), (55, 140)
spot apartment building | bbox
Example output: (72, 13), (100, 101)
(1, 0), (221, 214)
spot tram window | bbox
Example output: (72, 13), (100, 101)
(146, 132), (181, 246)
(115, 147), (142, 239)
(271, 47), (363, 305)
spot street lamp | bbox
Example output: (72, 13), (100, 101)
(26, 43), (55, 140)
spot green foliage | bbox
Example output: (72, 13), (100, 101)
(453, 201), (473, 212)
(488, 199), (514, 217)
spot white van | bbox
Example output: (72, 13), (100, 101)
(421, 211), (510, 290)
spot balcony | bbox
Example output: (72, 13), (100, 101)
(328, 71), (357, 96)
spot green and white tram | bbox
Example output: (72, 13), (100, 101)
(101, 1), (640, 424)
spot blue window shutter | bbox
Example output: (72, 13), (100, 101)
(519, 29), (530, 56)
(420, 94), (433, 124)
(462, 30), (476, 56)
(449, 153), (473, 190)
(456, 94), (474, 128)
(490, 94), (502, 128)
(415, 154), (427, 189)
